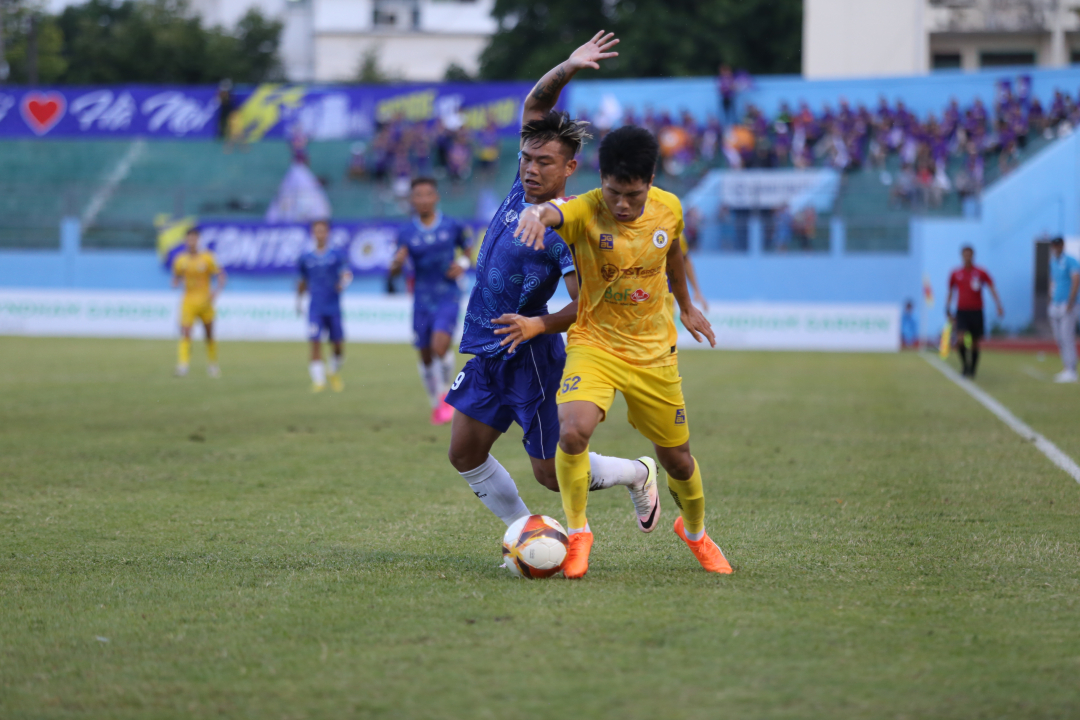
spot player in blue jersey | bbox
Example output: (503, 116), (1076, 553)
(389, 178), (473, 424)
(297, 219), (353, 392)
(444, 32), (663, 535)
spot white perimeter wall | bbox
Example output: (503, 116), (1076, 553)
(0, 290), (901, 352)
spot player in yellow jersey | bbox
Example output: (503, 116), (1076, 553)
(171, 228), (226, 377)
(514, 125), (731, 577)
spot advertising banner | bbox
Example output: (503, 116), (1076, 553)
(1, 291), (900, 352)
(0, 290), (423, 342)
(679, 302), (901, 352)
(0, 82), (537, 141)
(160, 219), (483, 276)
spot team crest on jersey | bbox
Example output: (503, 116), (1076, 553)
(599, 234), (614, 250)
(504, 209), (518, 226)
(630, 289), (650, 303)
(601, 264), (620, 282)
(675, 408), (686, 425)
(652, 229), (670, 249)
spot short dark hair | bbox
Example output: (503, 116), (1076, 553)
(311, 219), (330, 230)
(599, 126), (659, 184)
(520, 110), (591, 159)
(411, 177), (437, 190)
(1050, 236), (1065, 245)
(961, 244), (974, 253)
(185, 227), (200, 237)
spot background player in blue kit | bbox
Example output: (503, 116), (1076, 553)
(297, 219), (353, 392)
(389, 178), (472, 424)
(444, 32), (661, 534)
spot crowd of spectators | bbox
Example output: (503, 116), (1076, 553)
(346, 115), (503, 199)
(575, 75), (1080, 208)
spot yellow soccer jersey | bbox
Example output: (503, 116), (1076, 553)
(551, 186), (684, 368)
(173, 251), (220, 299)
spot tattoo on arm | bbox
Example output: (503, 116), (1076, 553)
(529, 66), (568, 106)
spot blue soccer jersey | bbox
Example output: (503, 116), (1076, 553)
(299, 247), (349, 313)
(459, 175), (575, 358)
(397, 213), (471, 309)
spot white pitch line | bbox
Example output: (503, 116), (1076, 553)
(81, 138), (146, 229)
(1021, 365), (1048, 381)
(923, 353), (1080, 484)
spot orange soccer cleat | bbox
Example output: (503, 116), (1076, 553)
(673, 516), (733, 574)
(562, 531), (593, 579)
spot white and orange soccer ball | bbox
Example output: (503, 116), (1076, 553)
(501, 514), (568, 579)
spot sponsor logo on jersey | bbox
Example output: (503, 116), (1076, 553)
(675, 408), (686, 425)
(599, 234), (614, 251)
(602, 264), (662, 282)
(603, 286), (652, 304)
(652, 229), (670, 249)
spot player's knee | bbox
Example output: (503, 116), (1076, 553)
(658, 451), (694, 480)
(447, 443), (483, 474)
(533, 466), (559, 492)
(558, 423), (590, 455)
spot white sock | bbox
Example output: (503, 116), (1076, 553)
(309, 361), (326, 386)
(329, 354), (343, 374)
(460, 455), (530, 526)
(588, 454), (648, 490)
(418, 360), (443, 408)
(568, 522), (591, 535)
(437, 353), (456, 388)
(685, 526), (705, 542)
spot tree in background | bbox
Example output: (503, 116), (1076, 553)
(479, 0), (801, 80)
(0, 0), (282, 85)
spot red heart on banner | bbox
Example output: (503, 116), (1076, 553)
(20, 92), (67, 135)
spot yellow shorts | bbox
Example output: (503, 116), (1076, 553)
(180, 296), (215, 327)
(556, 344), (689, 448)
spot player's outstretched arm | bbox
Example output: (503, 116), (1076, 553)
(667, 239), (716, 347)
(492, 274), (580, 354)
(338, 269), (353, 293)
(513, 204), (561, 250)
(212, 270), (227, 300)
(296, 278), (307, 316)
(683, 253), (709, 312)
(988, 283), (1004, 317)
(522, 30), (619, 123)
(388, 246), (408, 277)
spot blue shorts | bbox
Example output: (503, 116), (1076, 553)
(308, 309), (344, 343)
(414, 298), (459, 349)
(445, 333), (565, 460)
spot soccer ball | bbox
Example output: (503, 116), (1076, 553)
(502, 514), (568, 579)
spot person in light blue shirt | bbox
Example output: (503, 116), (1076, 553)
(900, 300), (919, 348)
(1048, 237), (1080, 382)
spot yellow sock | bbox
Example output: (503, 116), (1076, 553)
(206, 340), (218, 363)
(667, 456), (705, 536)
(555, 445), (591, 531)
(178, 338), (191, 365)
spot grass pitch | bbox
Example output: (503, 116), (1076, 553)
(1, 337), (1079, 719)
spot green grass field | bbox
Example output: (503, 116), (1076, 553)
(2, 337), (1079, 719)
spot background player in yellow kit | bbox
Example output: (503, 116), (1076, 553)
(171, 227), (226, 378)
(514, 125), (730, 577)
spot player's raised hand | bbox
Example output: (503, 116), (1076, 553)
(492, 313), (544, 355)
(514, 206), (548, 250)
(567, 31), (620, 71)
(681, 306), (716, 348)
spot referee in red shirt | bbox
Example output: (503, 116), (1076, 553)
(946, 245), (1004, 378)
